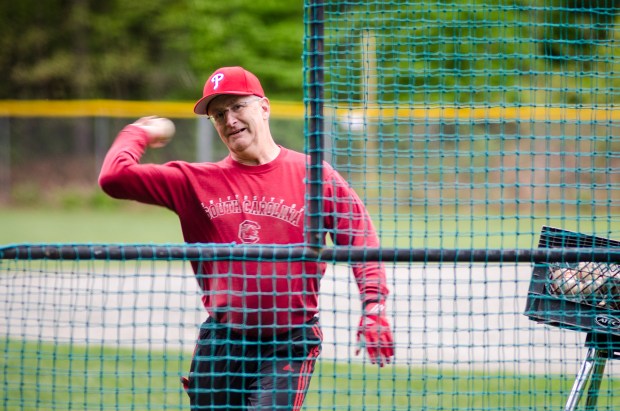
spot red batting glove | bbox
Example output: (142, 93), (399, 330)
(355, 302), (395, 367)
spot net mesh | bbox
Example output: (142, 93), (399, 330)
(313, 0), (619, 250)
(2, 246), (619, 409)
(2, 0), (620, 409)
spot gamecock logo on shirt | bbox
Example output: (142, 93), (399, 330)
(238, 220), (261, 244)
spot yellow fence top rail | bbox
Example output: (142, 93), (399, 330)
(0, 100), (305, 119)
(334, 105), (620, 122)
(0, 100), (619, 122)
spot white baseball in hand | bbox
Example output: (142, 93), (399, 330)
(134, 116), (176, 148)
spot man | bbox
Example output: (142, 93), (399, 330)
(99, 66), (394, 410)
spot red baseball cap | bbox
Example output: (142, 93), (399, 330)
(193, 66), (265, 115)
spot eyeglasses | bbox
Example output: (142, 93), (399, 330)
(206, 97), (264, 125)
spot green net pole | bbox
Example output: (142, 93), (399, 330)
(305, 0), (325, 249)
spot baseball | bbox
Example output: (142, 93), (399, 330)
(135, 117), (175, 148)
(550, 262), (608, 299)
(577, 262), (605, 297)
(562, 270), (580, 296)
(549, 267), (579, 296)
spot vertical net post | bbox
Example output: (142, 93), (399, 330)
(304, 0), (325, 249)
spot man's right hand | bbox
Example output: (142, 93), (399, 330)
(132, 116), (176, 148)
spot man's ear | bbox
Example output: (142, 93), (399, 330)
(260, 98), (270, 119)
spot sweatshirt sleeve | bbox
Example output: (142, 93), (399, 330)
(322, 166), (389, 305)
(98, 124), (187, 211)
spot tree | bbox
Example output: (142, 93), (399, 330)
(188, 0), (305, 101)
(0, 0), (195, 100)
(538, 0), (620, 62)
(324, 0), (538, 105)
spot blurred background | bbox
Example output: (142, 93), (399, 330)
(0, 0), (307, 243)
(0, 0), (618, 245)
(2, 2), (620, 409)
(0, 0), (304, 199)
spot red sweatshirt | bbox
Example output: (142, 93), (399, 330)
(99, 125), (388, 336)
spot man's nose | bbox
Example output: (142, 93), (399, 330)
(223, 109), (238, 125)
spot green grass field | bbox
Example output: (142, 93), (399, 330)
(3, 338), (619, 410)
(2, 207), (620, 409)
(1, 206), (617, 248)
(0, 206), (183, 244)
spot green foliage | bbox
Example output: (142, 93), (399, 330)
(324, 0), (620, 105)
(533, 0), (620, 60)
(188, 0), (304, 100)
(325, 0), (533, 104)
(0, 0), (305, 101)
(0, 0), (619, 103)
(0, 0), (196, 100)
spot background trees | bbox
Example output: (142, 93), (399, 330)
(0, 0), (303, 101)
(1, 0), (617, 104)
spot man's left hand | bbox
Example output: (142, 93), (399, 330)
(355, 302), (394, 367)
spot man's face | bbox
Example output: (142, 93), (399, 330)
(207, 95), (269, 155)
